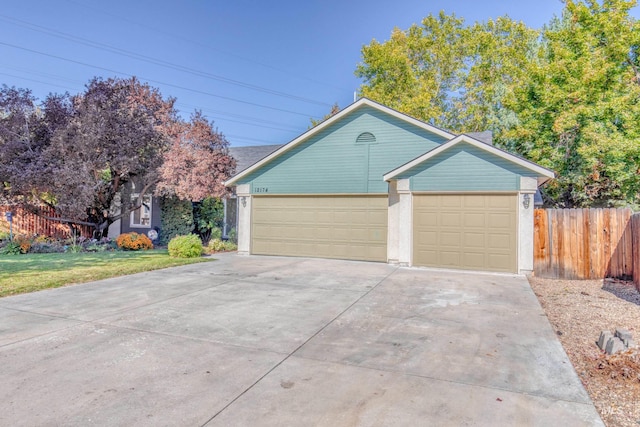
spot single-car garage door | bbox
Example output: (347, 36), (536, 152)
(413, 194), (517, 272)
(252, 195), (387, 262)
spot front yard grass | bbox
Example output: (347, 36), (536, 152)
(0, 250), (212, 297)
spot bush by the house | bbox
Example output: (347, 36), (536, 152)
(160, 197), (194, 245)
(228, 227), (237, 244)
(206, 238), (237, 253)
(193, 197), (224, 244)
(167, 234), (203, 258)
(116, 232), (153, 251)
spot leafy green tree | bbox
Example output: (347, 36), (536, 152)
(504, 0), (640, 207)
(356, 12), (468, 128)
(356, 12), (536, 132)
(356, 2), (640, 207)
(456, 17), (539, 135)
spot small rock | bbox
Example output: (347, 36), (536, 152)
(615, 328), (632, 342)
(598, 331), (613, 351)
(605, 337), (626, 355)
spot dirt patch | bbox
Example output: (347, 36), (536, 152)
(529, 277), (640, 427)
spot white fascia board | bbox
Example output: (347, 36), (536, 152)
(383, 134), (556, 182)
(225, 97), (456, 187)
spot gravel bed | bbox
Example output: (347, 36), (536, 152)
(529, 276), (640, 427)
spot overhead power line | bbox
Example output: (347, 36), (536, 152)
(175, 102), (302, 131)
(0, 14), (331, 108)
(0, 41), (316, 118)
(65, 0), (352, 93)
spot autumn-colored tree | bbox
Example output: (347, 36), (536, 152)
(38, 77), (177, 236)
(309, 103), (341, 127)
(156, 110), (235, 201)
(1, 77), (236, 236)
(0, 86), (71, 200)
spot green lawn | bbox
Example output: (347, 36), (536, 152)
(0, 250), (213, 297)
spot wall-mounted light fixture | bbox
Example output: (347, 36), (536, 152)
(522, 193), (531, 209)
(241, 196), (247, 208)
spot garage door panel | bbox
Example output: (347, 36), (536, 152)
(441, 213), (462, 227)
(440, 251), (461, 266)
(416, 212), (439, 225)
(488, 195), (512, 208)
(488, 213), (512, 228)
(463, 252), (485, 268)
(488, 233), (511, 249)
(440, 231), (461, 246)
(464, 232), (485, 247)
(464, 212), (485, 227)
(463, 195), (485, 208)
(413, 194), (517, 273)
(488, 253), (512, 269)
(252, 196), (387, 262)
(442, 196), (464, 208)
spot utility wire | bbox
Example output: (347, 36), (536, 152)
(0, 14), (331, 108)
(0, 41), (315, 118)
(0, 64), (304, 132)
(0, 65), (299, 133)
(0, 70), (303, 137)
(175, 102), (302, 131)
(64, 0), (352, 93)
(0, 71), (78, 92)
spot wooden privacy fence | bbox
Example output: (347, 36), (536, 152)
(0, 205), (92, 239)
(534, 209), (639, 287)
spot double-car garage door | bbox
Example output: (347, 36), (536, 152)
(413, 194), (518, 273)
(251, 195), (387, 262)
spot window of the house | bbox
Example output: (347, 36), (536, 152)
(130, 194), (152, 228)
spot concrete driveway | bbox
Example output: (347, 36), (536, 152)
(0, 254), (603, 426)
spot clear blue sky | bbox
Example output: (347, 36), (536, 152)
(0, 0), (637, 147)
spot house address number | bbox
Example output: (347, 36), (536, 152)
(254, 187), (269, 193)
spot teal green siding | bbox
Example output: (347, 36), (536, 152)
(399, 143), (539, 192)
(238, 106), (449, 194)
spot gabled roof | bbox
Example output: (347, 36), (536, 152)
(228, 144), (284, 174)
(383, 134), (555, 185)
(224, 97), (455, 186)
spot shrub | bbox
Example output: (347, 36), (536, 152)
(116, 232), (153, 251)
(210, 227), (222, 241)
(160, 197), (194, 245)
(0, 241), (22, 255)
(207, 238), (225, 252)
(206, 238), (237, 254)
(168, 234), (203, 258)
(193, 197), (224, 244)
(228, 227), (237, 244)
(14, 235), (31, 254)
(29, 242), (65, 254)
(66, 244), (83, 253)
